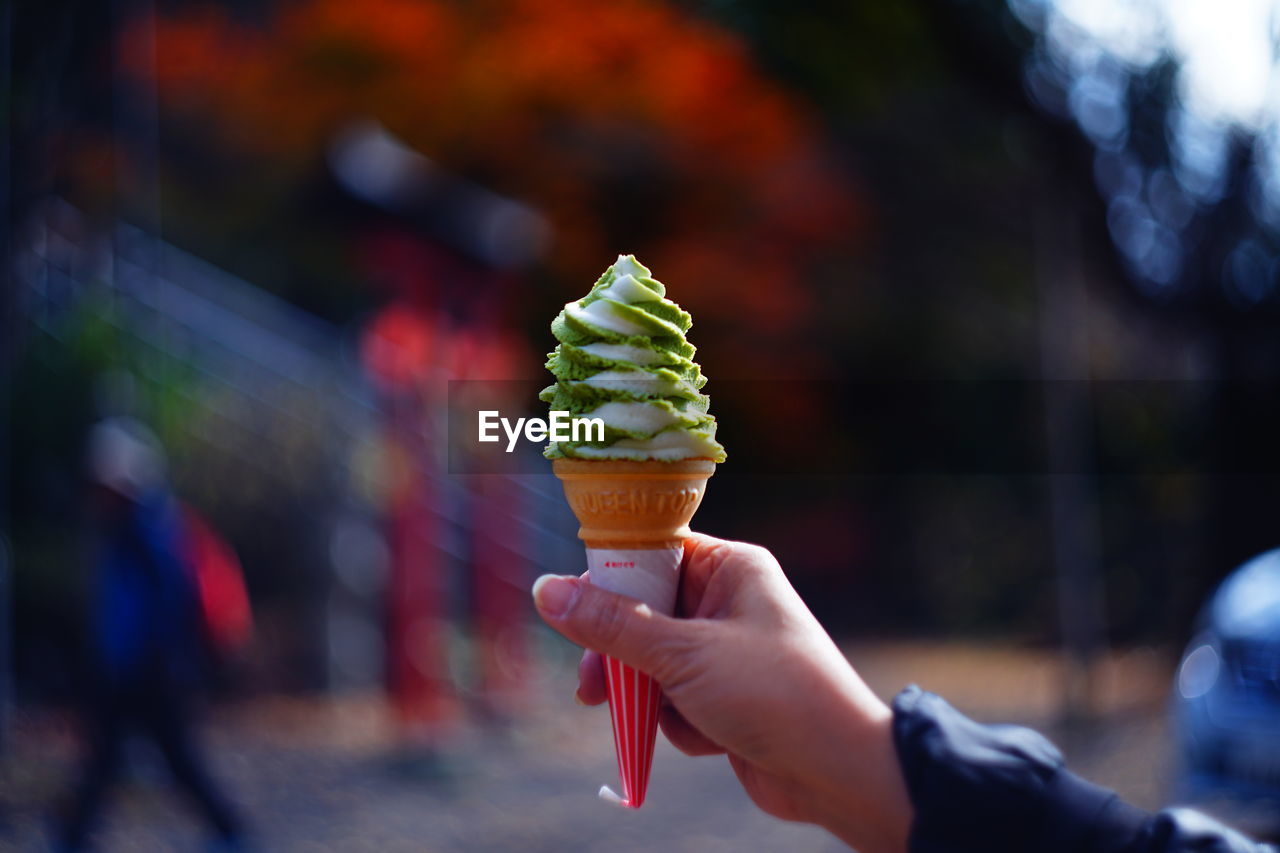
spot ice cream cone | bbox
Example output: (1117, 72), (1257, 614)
(552, 457), (715, 808)
(541, 255), (724, 807)
(553, 458), (715, 548)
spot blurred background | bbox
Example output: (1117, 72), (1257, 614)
(3, 0), (1280, 848)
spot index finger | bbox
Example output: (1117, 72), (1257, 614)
(678, 532), (736, 617)
(680, 532), (791, 621)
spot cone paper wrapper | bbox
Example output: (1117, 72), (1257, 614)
(588, 545), (681, 809)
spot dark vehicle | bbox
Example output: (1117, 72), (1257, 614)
(1174, 548), (1280, 808)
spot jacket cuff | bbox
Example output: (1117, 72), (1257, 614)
(1041, 767), (1150, 853)
(892, 685), (1148, 853)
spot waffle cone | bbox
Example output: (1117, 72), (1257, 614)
(551, 458), (716, 549)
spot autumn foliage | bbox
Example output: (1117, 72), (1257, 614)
(123, 0), (864, 386)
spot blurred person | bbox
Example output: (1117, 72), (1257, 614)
(532, 533), (1275, 853)
(55, 418), (245, 852)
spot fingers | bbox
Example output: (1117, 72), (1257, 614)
(680, 532), (734, 579)
(581, 651), (722, 758)
(576, 650), (607, 705)
(532, 574), (700, 686)
(678, 533), (729, 612)
(659, 703), (725, 757)
(681, 532), (779, 587)
(580, 649), (721, 757)
(680, 532), (791, 621)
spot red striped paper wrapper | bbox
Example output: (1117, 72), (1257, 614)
(587, 546), (683, 809)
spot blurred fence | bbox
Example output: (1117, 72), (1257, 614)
(11, 197), (579, 701)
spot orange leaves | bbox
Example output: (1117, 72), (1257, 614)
(131, 0), (830, 198)
(128, 0), (867, 350)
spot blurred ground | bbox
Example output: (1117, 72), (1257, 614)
(0, 641), (1272, 851)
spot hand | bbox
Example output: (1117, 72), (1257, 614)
(532, 533), (912, 853)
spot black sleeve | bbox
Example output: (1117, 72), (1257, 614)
(891, 685), (1276, 853)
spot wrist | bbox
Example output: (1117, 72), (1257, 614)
(812, 675), (912, 853)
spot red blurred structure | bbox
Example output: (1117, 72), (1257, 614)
(360, 246), (536, 738)
(362, 302), (459, 739)
(451, 327), (534, 718)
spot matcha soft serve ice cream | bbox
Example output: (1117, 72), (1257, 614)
(543, 255), (723, 809)
(540, 255), (727, 462)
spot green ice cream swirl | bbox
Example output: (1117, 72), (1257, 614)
(540, 255), (727, 462)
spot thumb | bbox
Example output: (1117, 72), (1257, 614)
(532, 574), (698, 683)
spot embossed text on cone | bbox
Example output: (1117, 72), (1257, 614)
(552, 458), (715, 807)
(553, 459), (715, 548)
